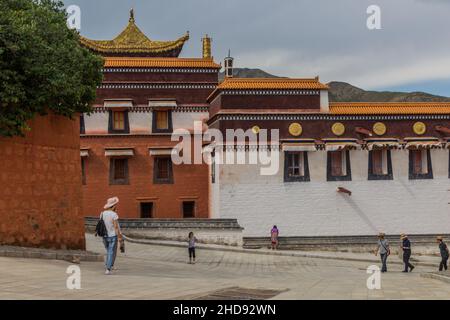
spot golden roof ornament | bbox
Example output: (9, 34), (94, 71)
(79, 9), (189, 57)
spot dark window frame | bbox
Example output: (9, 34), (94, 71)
(368, 149), (393, 180)
(152, 109), (173, 134)
(108, 110), (130, 134)
(409, 149), (433, 180)
(153, 156), (174, 184)
(182, 201), (196, 218)
(80, 114), (85, 134)
(327, 150), (352, 181)
(284, 151), (310, 182)
(109, 158), (130, 185)
(81, 157), (86, 185)
(140, 202), (153, 219)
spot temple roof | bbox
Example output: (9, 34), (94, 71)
(79, 9), (189, 57)
(330, 102), (450, 115)
(104, 57), (221, 69)
(207, 77), (328, 102)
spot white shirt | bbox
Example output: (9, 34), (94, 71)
(100, 210), (119, 237)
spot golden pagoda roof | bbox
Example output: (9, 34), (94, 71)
(207, 77), (328, 102)
(216, 77), (329, 90)
(104, 57), (221, 69)
(330, 102), (450, 114)
(79, 9), (189, 57)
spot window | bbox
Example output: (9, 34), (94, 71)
(409, 149), (433, 180)
(182, 201), (195, 218)
(109, 158), (129, 185)
(284, 151), (310, 182)
(211, 150), (216, 184)
(368, 149), (393, 180)
(327, 150), (351, 181)
(140, 202), (153, 218)
(80, 114), (85, 134)
(153, 156), (173, 184)
(81, 158), (86, 185)
(108, 110), (129, 134)
(152, 110), (173, 133)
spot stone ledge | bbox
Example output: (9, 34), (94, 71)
(0, 245), (103, 262)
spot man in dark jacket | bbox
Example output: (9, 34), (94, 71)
(437, 236), (449, 272)
(401, 234), (415, 273)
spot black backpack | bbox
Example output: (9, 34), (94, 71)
(95, 213), (108, 237)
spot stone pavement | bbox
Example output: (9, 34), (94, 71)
(0, 233), (449, 300)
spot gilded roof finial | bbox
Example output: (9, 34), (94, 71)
(129, 8), (135, 22)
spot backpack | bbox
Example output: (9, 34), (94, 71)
(95, 212), (108, 237)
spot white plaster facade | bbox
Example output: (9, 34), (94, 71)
(211, 148), (450, 237)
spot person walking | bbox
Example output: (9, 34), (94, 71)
(374, 232), (390, 272)
(188, 232), (198, 264)
(400, 234), (414, 273)
(271, 225), (279, 250)
(100, 197), (123, 275)
(437, 236), (449, 272)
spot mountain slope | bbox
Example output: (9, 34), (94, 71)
(219, 68), (450, 102)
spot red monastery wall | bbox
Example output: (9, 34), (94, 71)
(0, 114), (85, 250)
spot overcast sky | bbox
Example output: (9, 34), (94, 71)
(63, 0), (450, 96)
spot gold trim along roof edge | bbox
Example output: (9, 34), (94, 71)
(330, 102), (450, 115)
(103, 57), (221, 69)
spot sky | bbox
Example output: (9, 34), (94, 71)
(62, 0), (450, 97)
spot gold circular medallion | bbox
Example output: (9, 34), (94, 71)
(373, 122), (387, 136)
(331, 122), (345, 136)
(251, 125), (260, 134)
(288, 123), (302, 136)
(413, 122), (426, 135)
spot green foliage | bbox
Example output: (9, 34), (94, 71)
(0, 0), (103, 136)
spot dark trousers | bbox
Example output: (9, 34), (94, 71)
(403, 251), (414, 272)
(380, 253), (388, 272)
(189, 247), (196, 259)
(439, 255), (448, 271)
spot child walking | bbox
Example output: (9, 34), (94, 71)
(188, 232), (197, 264)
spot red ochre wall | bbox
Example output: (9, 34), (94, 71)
(81, 136), (209, 219)
(0, 114), (85, 250)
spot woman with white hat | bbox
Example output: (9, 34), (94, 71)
(100, 197), (123, 275)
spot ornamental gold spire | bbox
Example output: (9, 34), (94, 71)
(129, 8), (134, 22)
(202, 34), (212, 59)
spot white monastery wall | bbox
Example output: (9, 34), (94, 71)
(215, 149), (450, 237)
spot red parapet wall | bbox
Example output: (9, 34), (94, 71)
(0, 113), (86, 250)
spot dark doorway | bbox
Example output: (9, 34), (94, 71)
(140, 202), (153, 218)
(182, 201), (195, 218)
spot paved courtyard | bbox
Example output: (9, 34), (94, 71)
(0, 234), (449, 300)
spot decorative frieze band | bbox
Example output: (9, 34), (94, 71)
(99, 83), (217, 90)
(103, 68), (218, 73)
(215, 114), (450, 121)
(222, 90), (320, 96)
(89, 106), (209, 113)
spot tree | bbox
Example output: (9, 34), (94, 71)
(0, 0), (103, 137)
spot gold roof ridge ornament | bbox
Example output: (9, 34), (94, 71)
(79, 9), (189, 57)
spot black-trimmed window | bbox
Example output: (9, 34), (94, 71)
(409, 149), (433, 180)
(327, 150), (351, 181)
(284, 151), (310, 182)
(140, 202), (153, 218)
(109, 158), (129, 185)
(368, 149), (393, 180)
(108, 110), (130, 134)
(80, 114), (85, 134)
(153, 156), (174, 184)
(182, 201), (195, 218)
(211, 150), (216, 184)
(152, 109), (173, 133)
(81, 157), (86, 185)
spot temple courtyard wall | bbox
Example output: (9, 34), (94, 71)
(213, 149), (450, 237)
(0, 114), (85, 250)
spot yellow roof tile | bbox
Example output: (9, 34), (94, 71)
(104, 57), (221, 69)
(330, 102), (450, 115)
(216, 77), (329, 90)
